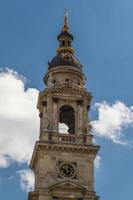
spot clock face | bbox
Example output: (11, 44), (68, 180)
(59, 163), (75, 178)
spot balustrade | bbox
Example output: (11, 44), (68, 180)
(59, 134), (75, 143)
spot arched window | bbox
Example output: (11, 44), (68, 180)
(68, 40), (70, 46)
(59, 105), (75, 134)
(62, 40), (65, 46)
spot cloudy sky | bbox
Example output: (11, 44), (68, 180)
(0, 0), (133, 200)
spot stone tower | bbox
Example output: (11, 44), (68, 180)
(29, 11), (100, 200)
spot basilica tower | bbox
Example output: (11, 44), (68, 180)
(29, 11), (100, 200)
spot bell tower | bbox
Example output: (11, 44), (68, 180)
(29, 11), (100, 200)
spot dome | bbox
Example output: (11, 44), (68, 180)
(48, 54), (82, 71)
(57, 30), (74, 41)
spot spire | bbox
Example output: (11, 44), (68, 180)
(62, 9), (69, 31)
(57, 10), (74, 54)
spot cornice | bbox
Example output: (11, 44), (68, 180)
(37, 85), (92, 110)
(30, 141), (100, 170)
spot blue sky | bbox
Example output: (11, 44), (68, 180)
(0, 0), (133, 200)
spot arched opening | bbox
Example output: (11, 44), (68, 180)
(62, 40), (65, 46)
(68, 40), (70, 46)
(59, 105), (75, 134)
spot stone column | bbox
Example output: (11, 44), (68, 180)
(42, 101), (48, 131)
(91, 159), (94, 190)
(77, 100), (83, 135)
(82, 98), (88, 133)
(47, 94), (53, 130)
(53, 97), (59, 132)
(39, 102), (43, 136)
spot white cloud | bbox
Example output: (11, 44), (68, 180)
(0, 68), (39, 167)
(17, 169), (34, 192)
(59, 123), (69, 134)
(92, 101), (133, 145)
(0, 156), (10, 168)
(94, 155), (101, 169)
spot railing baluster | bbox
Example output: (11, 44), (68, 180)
(59, 134), (75, 143)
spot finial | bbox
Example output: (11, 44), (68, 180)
(64, 9), (68, 20)
(56, 9), (74, 54)
(63, 9), (69, 31)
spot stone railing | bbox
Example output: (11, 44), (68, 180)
(58, 134), (75, 143)
(40, 131), (93, 145)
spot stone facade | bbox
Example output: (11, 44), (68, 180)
(28, 12), (100, 200)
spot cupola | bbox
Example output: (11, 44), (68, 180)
(48, 10), (82, 71)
